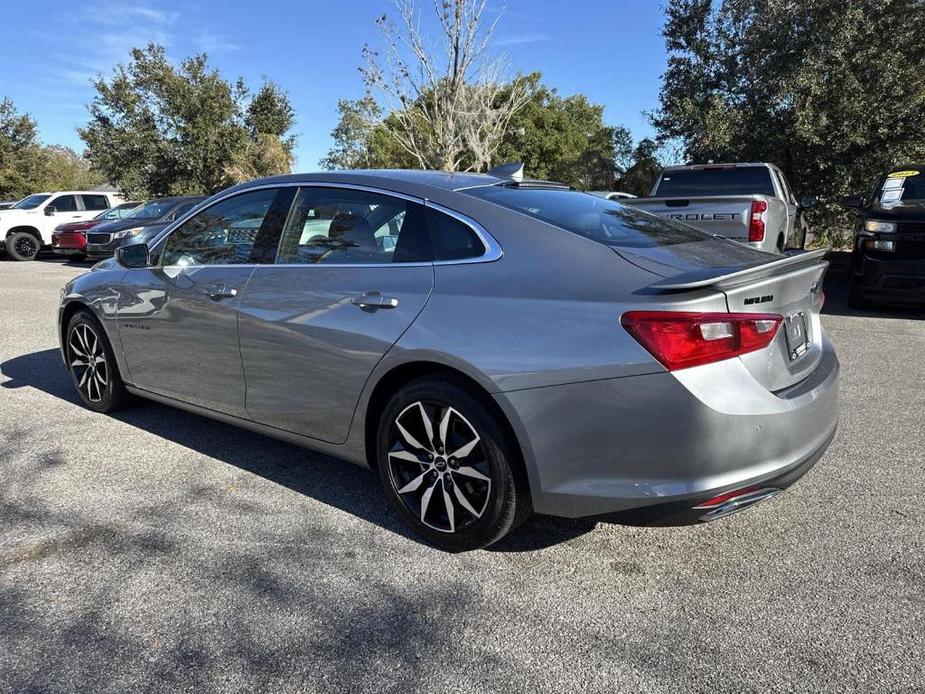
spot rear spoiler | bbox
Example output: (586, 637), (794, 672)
(649, 249), (829, 291)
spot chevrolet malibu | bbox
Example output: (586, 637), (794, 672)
(58, 170), (839, 551)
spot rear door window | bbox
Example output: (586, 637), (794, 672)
(275, 187), (431, 264)
(81, 194), (110, 211)
(655, 167), (776, 197)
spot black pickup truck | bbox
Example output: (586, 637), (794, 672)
(840, 165), (925, 308)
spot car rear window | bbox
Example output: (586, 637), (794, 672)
(463, 186), (709, 248)
(655, 167), (776, 197)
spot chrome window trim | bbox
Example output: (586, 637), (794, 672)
(425, 200), (503, 265)
(148, 179), (503, 270)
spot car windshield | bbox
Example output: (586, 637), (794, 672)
(875, 169), (925, 204)
(12, 194), (50, 210)
(655, 167), (776, 197)
(464, 186), (710, 248)
(127, 199), (179, 220)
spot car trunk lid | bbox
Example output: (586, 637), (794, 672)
(632, 247), (828, 391)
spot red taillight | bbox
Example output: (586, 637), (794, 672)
(748, 199), (767, 242)
(621, 311), (783, 371)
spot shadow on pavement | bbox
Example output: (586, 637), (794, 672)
(1, 348), (593, 552)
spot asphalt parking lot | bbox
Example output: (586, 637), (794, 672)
(1, 256), (923, 693)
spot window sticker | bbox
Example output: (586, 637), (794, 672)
(883, 177), (904, 190)
(887, 170), (919, 178)
(881, 189), (903, 203)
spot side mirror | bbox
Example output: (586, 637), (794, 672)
(798, 195), (818, 209)
(44, 206), (57, 216)
(839, 195), (864, 211)
(116, 242), (150, 269)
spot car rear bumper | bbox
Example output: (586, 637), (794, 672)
(852, 251), (925, 305)
(495, 337), (839, 521)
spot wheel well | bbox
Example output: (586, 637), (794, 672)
(363, 361), (530, 492)
(60, 301), (88, 346)
(6, 225), (42, 240)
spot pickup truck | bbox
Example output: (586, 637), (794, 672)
(840, 164), (925, 308)
(0, 190), (124, 260)
(620, 163), (816, 254)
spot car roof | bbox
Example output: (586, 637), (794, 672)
(659, 163), (773, 172)
(227, 170), (508, 197)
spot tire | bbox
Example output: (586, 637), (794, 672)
(6, 231), (41, 261)
(847, 280), (868, 310)
(64, 309), (130, 413)
(377, 377), (530, 551)
(777, 235), (785, 254)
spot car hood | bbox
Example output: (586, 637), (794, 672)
(866, 201), (925, 221)
(93, 217), (164, 233)
(56, 220), (100, 232)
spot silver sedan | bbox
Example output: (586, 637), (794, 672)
(58, 170), (839, 551)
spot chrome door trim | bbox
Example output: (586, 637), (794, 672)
(149, 180), (504, 269)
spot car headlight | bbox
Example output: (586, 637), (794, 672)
(864, 220), (896, 233)
(112, 227), (144, 239)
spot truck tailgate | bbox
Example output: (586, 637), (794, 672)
(622, 195), (758, 241)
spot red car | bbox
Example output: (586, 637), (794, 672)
(52, 201), (141, 257)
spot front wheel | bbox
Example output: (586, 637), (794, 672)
(6, 231), (41, 261)
(65, 309), (130, 412)
(377, 378), (530, 551)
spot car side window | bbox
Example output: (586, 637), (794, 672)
(426, 208), (486, 261)
(275, 187), (431, 264)
(81, 194), (109, 211)
(160, 188), (280, 266)
(50, 195), (78, 212)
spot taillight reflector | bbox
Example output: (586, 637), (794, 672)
(749, 199), (767, 242)
(621, 311), (783, 371)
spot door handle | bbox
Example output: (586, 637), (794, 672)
(204, 284), (238, 300)
(351, 292), (399, 310)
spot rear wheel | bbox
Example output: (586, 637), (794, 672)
(377, 378), (529, 551)
(65, 309), (130, 412)
(6, 231), (41, 261)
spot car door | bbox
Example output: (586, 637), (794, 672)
(42, 195), (83, 237)
(115, 186), (293, 416)
(238, 185), (435, 444)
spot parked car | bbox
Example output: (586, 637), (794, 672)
(52, 202), (142, 258)
(840, 165), (925, 308)
(0, 191), (124, 260)
(84, 196), (205, 260)
(58, 170), (839, 551)
(621, 163), (817, 254)
(589, 191), (637, 200)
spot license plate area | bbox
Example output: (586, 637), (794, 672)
(784, 312), (809, 360)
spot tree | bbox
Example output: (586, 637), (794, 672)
(359, 0), (530, 171)
(653, 0), (925, 245)
(40, 146), (104, 191)
(80, 44), (296, 198)
(320, 95), (384, 170)
(0, 98), (48, 199)
(617, 139), (663, 196)
(494, 75), (622, 189)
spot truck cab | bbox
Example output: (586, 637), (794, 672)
(0, 191), (124, 261)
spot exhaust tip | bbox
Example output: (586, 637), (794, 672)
(694, 486), (781, 522)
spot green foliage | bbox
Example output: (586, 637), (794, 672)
(0, 99), (104, 199)
(40, 146), (105, 191)
(323, 74), (656, 191)
(0, 98), (49, 199)
(654, 0), (925, 246)
(618, 139), (663, 196)
(79, 44), (296, 198)
(494, 74), (619, 189)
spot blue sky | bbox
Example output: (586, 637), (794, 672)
(0, 1), (667, 169)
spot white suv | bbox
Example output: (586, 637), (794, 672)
(1, 191), (124, 260)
